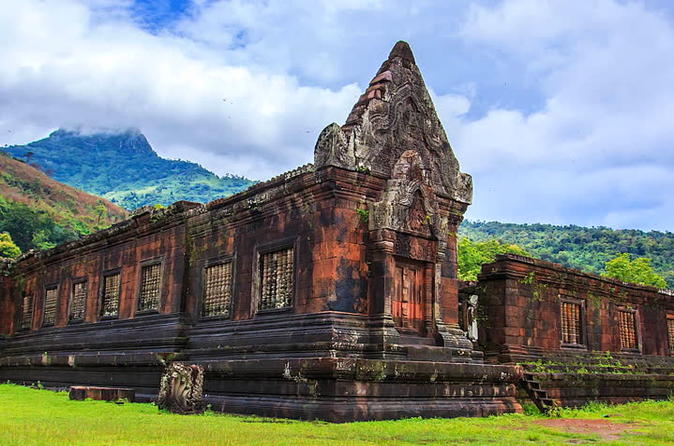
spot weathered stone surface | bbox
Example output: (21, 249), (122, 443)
(469, 254), (674, 362)
(314, 123), (353, 169)
(0, 260), (13, 335)
(524, 371), (674, 409)
(157, 362), (204, 414)
(370, 150), (439, 236)
(0, 42), (516, 421)
(69, 386), (135, 402)
(340, 41), (472, 204)
(464, 254), (674, 409)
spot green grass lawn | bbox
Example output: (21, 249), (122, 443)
(1, 383), (673, 446)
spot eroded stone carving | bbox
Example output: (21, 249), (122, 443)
(314, 122), (354, 169)
(370, 150), (440, 237)
(314, 41), (472, 204)
(157, 362), (205, 414)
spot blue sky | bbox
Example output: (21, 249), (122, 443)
(1, 0), (673, 231)
(130, 0), (193, 30)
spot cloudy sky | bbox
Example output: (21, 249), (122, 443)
(1, 0), (673, 231)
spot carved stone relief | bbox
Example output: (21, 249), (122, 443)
(370, 150), (442, 238)
(157, 362), (205, 414)
(313, 41), (472, 205)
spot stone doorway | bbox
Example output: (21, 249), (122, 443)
(392, 259), (426, 335)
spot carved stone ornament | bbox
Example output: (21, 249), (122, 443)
(370, 150), (442, 237)
(313, 41), (472, 204)
(157, 362), (205, 414)
(313, 122), (353, 169)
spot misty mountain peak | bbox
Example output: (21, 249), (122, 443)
(4, 128), (254, 209)
(44, 128), (155, 156)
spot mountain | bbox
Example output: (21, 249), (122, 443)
(0, 151), (128, 253)
(459, 220), (674, 289)
(3, 129), (255, 210)
(4, 130), (672, 288)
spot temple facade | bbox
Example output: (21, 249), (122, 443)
(460, 255), (674, 410)
(1, 42), (672, 420)
(0, 42), (521, 421)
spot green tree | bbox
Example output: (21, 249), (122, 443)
(663, 271), (674, 290)
(94, 200), (107, 224)
(31, 230), (57, 251)
(0, 232), (21, 258)
(459, 220), (674, 289)
(601, 253), (667, 288)
(0, 198), (81, 252)
(457, 237), (529, 281)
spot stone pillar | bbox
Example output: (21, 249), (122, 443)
(367, 229), (402, 351)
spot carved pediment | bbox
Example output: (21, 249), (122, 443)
(314, 41), (472, 205)
(370, 150), (439, 237)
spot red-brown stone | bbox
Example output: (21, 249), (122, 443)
(462, 254), (674, 409)
(69, 386), (135, 402)
(0, 42), (520, 421)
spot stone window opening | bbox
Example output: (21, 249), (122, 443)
(258, 247), (294, 311)
(618, 308), (639, 351)
(19, 293), (33, 331)
(100, 272), (121, 318)
(43, 286), (59, 327)
(137, 262), (162, 313)
(69, 280), (87, 322)
(560, 299), (585, 347)
(202, 261), (233, 318)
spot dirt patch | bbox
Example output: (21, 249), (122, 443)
(534, 418), (639, 441)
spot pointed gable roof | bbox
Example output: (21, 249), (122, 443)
(314, 41), (472, 204)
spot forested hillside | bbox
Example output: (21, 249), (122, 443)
(459, 220), (674, 289)
(3, 129), (254, 210)
(0, 152), (128, 253)
(3, 130), (672, 289)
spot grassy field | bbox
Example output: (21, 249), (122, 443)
(1, 384), (673, 445)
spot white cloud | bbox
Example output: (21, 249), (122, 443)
(448, 0), (674, 230)
(0, 0), (360, 180)
(1, 0), (673, 230)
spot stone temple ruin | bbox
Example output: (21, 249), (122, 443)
(1, 42), (673, 421)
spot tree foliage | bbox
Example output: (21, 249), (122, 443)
(0, 198), (81, 252)
(457, 237), (529, 281)
(0, 232), (21, 259)
(460, 220), (674, 289)
(601, 253), (668, 288)
(0, 150), (127, 254)
(3, 129), (255, 210)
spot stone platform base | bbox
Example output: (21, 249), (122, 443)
(529, 372), (674, 408)
(0, 354), (522, 421)
(69, 386), (136, 402)
(199, 357), (522, 421)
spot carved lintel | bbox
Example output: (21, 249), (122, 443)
(393, 235), (435, 262)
